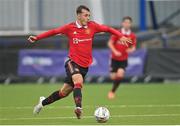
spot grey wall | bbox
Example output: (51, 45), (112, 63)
(0, 0), (24, 30)
(153, 1), (180, 26)
(0, 0), (180, 31)
(102, 0), (139, 27)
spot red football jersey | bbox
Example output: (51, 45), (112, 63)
(110, 29), (136, 61)
(36, 21), (123, 67)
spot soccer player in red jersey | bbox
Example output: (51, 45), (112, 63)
(108, 16), (136, 99)
(28, 5), (131, 119)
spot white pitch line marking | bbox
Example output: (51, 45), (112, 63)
(0, 114), (180, 121)
(1, 104), (180, 109)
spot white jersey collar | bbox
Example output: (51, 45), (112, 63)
(75, 21), (88, 29)
(121, 28), (131, 35)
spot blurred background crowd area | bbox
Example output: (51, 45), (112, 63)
(0, 0), (180, 84)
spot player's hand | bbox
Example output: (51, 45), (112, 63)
(28, 36), (37, 43)
(119, 36), (132, 46)
(114, 50), (122, 56)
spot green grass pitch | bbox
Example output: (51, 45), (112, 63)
(0, 83), (180, 125)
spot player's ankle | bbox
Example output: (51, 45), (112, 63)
(75, 107), (82, 110)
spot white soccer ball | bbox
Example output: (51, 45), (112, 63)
(94, 107), (110, 123)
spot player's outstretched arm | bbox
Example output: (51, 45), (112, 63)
(28, 24), (68, 43)
(28, 29), (58, 43)
(94, 22), (132, 46)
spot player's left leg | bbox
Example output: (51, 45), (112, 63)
(33, 83), (73, 114)
(108, 72), (117, 99)
(112, 68), (125, 93)
(108, 68), (125, 99)
(42, 83), (73, 106)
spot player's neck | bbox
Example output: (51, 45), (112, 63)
(77, 20), (83, 27)
(122, 28), (130, 32)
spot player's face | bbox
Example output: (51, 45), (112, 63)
(77, 9), (90, 26)
(122, 19), (132, 30)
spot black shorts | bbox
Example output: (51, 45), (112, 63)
(64, 59), (88, 87)
(110, 59), (128, 72)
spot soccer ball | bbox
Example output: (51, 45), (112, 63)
(94, 107), (110, 123)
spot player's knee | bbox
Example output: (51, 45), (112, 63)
(72, 74), (84, 86)
(110, 73), (116, 80)
(59, 90), (70, 97)
(74, 78), (83, 84)
(60, 84), (73, 97)
(116, 73), (123, 78)
(116, 69), (125, 79)
(110, 76), (116, 80)
(59, 90), (67, 98)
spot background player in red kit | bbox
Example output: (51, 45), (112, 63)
(28, 5), (132, 119)
(108, 16), (136, 99)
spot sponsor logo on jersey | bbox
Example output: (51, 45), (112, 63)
(73, 38), (92, 44)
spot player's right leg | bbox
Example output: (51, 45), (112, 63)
(71, 73), (84, 119)
(33, 83), (73, 114)
(65, 59), (88, 119)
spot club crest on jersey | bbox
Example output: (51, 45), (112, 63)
(73, 31), (77, 35)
